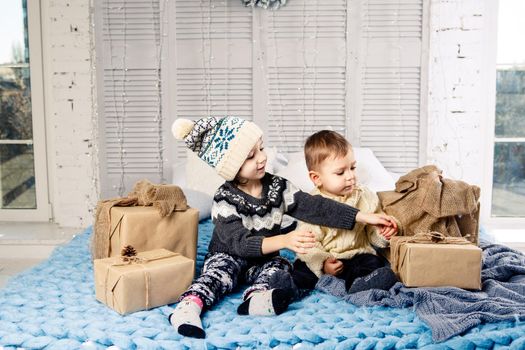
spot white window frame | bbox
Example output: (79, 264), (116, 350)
(0, 0), (50, 221)
(481, 0), (525, 230)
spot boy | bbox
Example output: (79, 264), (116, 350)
(280, 130), (400, 294)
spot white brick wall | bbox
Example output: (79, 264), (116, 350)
(427, 0), (493, 187)
(42, 0), (98, 228)
(40, 0), (496, 227)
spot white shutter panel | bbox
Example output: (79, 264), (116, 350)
(264, 0), (348, 153)
(351, 0), (428, 173)
(168, 0), (253, 160)
(95, 0), (164, 197)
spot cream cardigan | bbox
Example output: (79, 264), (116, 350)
(296, 185), (390, 277)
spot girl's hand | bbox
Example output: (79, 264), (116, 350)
(323, 257), (343, 276)
(357, 212), (394, 227)
(284, 230), (316, 254)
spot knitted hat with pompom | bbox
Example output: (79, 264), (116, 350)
(172, 116), (263, 181)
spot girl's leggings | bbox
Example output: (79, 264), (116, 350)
(179, 252), (292, 310)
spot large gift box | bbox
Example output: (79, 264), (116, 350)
(390, 234), (482, 290)
(94, 249), (194, 315)
(108, 206), (198, 260)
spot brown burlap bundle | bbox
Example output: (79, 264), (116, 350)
(390, 231), (472, 273)
(92, 180), (188, 260)
(378, 165), (480, 244)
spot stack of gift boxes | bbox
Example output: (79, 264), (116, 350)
(92, 180), (199, 315)
(381, 166), (483, 290)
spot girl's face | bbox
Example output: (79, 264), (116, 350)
(237, 138), (267, 181)
(310, 149), (357, 197)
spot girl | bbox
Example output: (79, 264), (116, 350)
(169, 116), (394, 339)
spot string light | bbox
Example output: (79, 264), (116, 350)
(88, 0), (99, 215)
(99, 0), (166, 195)
(200, 0), (212, 118)
(104, 0), (126, 196)
(299, 0), (307, 148)
(155, 0), (167, 183)
(269, 5), (286, 151)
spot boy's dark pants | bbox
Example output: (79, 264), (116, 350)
(292, 253), (388, 291)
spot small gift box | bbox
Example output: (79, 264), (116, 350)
(94, 248), (194, 315)
(390, 233), (482, 290)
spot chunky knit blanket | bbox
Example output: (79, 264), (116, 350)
(1, 220), (525, 349)
(317, 241), (525, 342)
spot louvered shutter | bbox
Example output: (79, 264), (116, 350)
(350, 0), (428, 173)
(167, 0), (253, 160)
(95, 0), (165, 197)
(97, 0), (428, 195)
(264, 0), (348, 153)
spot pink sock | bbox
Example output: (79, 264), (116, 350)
(183, 294), (204, 309)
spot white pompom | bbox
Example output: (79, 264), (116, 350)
(172, 118), (195, 139)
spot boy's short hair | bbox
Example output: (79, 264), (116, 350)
(304, 130), (352, 171)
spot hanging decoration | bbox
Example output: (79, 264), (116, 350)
(241, 0), (287, 10)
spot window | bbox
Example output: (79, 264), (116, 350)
(0, 0), (49, 221)
(491, 0), (525, 218)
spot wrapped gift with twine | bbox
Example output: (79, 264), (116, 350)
(94, 247), (194, 315)
(106, 206), (198, 260)
(390, 232), (482, 290)
(92, 179), (198, 260)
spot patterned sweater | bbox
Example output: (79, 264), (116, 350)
(296, 185), (391, 277)
(209, 173), (359, 258)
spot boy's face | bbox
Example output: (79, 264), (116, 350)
(309, 149), (357, 196)
(237, 138), (267, 181)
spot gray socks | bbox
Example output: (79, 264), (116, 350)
(348, 266), (399, 293)
(168, 298), (205, 339)
(237, 288), (293, 316)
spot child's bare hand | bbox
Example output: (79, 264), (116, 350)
(323, 257), (343, 276)
(380, 225), (397, 240)
(356, 212), (394, 227)
(284, 230), (316, 254)
(379, 217), (398, 240)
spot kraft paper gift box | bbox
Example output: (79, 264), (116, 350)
(94, 249), (194, 315)
(108, 206), (198, 260)
(390, 236), (482, 290)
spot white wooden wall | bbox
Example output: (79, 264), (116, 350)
(97, 0), (428, 197)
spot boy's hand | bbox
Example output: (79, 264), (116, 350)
(379, 217), (398, 240)
(380, 224), (397, 240)
(323, 257), (343, 276)
(284, 230), (316, 254)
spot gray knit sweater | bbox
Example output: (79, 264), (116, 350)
(208, 173), (359, 258)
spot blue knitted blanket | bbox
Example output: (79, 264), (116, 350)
(316, 241), (525, 342)
(1, 220), (525, 349)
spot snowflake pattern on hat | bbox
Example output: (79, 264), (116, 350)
(200, 117), (245, 167)
(173, 115), (262, 180)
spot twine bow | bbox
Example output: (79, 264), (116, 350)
(390, 231), (472, 273)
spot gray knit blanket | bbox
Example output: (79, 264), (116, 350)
(316, 241), (525, 342)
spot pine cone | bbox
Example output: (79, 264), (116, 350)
(121, 245), (137, 257)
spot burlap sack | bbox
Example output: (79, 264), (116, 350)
(378, 165), (480, 244)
